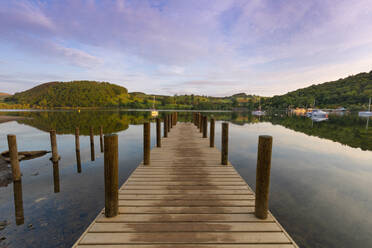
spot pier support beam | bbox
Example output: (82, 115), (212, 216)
(221, 123), (228, 165)
(255, 135), (273, 219)
(7, 135), (21, 181)
(104, 134), (118, 217)
(143, 122), (150, 165)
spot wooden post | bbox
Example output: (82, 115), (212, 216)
(221, 123), (228, 165)
(104, 134), (118, 217)
(50, 130), (59, 163)
(13, 180), (24, 225)
(143, 122), (150, 165)
(100, 126), (104, 153)
(164, 116), (168, 138)
(156, 118), (161, 147)
(90, 127), (95, 161)
(210, 118), (215, 147)
(53, 161), (60, 193)
(170, 114), (173, 129)
(75, 127), (81, 173)
(203, 116), (208, 138)
(196, 113), (199, 128)
(199, 115), (203, 133)
(7, 135), (21, 181)
(167, 114), (171, 132)
(255, 135), (273, 219)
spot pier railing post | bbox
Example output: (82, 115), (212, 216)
(104, 134), (119, 217)
(90, 127), (95, 161)
(143, 122), (150, 165)
(255, 135), (273, 219)
(156, 118), (161, 147)
(7, 135), (21, 181)
(164, 116), (168, 138)
(221, 123), (229, 165)
(100, 126), (104, 153)
(75, 127), (81, 173)
(203, 115), (208, 138)
(210, 118), (215, 147)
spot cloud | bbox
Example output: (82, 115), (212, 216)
(0, 0), (372, 95)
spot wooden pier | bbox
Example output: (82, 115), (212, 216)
(73, 118), (298, 247)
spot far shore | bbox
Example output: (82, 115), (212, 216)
(0, 115), (27, 124)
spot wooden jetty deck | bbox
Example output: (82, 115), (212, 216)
(73, 121), (298, 247)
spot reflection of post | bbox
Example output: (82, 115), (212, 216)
(100, 126), (104, 153)
(7, 135), (21, 181)
(75, 127), (81, 173)
(90, 127), (95, 161)
(13, 180), (24, 225)
(53, 161), (60, 193)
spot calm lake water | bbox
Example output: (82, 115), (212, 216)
(0, 110), (371, 248)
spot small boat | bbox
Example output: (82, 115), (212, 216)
(358, 97), (372, 117)
(252, 110), (266, 116)
(252, 98), (265, 116)
(0, 150), (50, 162)
(310, 109), (328, 122)
(151, 96), (159, 117)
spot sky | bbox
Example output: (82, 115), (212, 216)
(1, 0), (372, 96)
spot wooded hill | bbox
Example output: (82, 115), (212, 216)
(3, 70), (372, 110)
(262, 71), (372, 110)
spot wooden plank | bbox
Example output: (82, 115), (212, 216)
(96, 213), (271, 222)
(118, 206), (255, 214)
(117, 200), (255, 206)
(124, 181), (247, 186)
(77, 245), (295, 248)
(89, 222), (281, 232)
(118, 194), (255, 200)
(80, 232), (289, 244)
(119, 189), (253, 194)
(123, 185), (249, 190)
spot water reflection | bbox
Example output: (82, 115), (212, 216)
(0, 110), (371, 248)
(13, 180), (24, 225)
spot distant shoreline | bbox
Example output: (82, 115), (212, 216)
(0, 115), (27, 123)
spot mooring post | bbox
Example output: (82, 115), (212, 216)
(210, 118), (215, 147)
(13, 180), (24, 225)
(100, 126), (104, 153)
(50, 130), (59, 163)
(175, 112), (178, 125)
(221, 123), (229, 165)
(143, 122), (150, 165)
(75, 127), (81, 173)
(203, 115), (208, 138)
(164, 116), (168, 138)
(156, 118), (161, 147)
(7, 135), (21, 181)
(170, 114), (173, 129)
(255, 135), (273, 219)
(104, 134), (118, 217)
(90, 127), (95, 161)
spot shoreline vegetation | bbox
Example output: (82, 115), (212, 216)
(1, 70), (372, 111)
